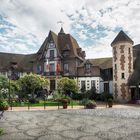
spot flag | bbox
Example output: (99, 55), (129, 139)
(46, 59), (49, 72)
(56, 62), (61, 74)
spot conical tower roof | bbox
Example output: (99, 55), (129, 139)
(111, 30), (134, 46)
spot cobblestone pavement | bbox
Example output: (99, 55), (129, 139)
(0, 108), (140, 140)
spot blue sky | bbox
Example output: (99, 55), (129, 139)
(0, 0), (140, 58)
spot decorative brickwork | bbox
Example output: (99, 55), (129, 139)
(120, 55), (125, 70)
(114, 70), (117, 81)
(128, 54), (132, 73)
(113, 47), (117, 61)
(120, 83), (126, 99)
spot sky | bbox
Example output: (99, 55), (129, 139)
(0, 0), (140, 58)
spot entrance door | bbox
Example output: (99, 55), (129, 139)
(104, 83), (109, 93)
(131, 88), (135, 100)
(50, 80), (56, 91)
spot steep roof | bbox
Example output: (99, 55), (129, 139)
(78, 57), (112, 69)
(0, 52), (36, 72)
(111, 30), (134, 46)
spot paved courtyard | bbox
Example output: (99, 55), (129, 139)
(0, 108), (140, 140)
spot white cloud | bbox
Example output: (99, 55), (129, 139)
(0, 0), (140, 58)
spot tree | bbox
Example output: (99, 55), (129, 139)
(0, 76), (20, 99)
(18, 74), (49, 100)
(57, 77), (78, 96)
(0, 76), (8, 89)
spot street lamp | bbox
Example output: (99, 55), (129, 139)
(7, 70), (12, 110)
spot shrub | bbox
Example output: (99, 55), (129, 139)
(85, 100), (97, 109)
(28, 98), (39, 104)
(0, 128), (4, 135)
(0, 100), (9, 108)
(81, 98), (89, 106)
(60, 96), (71, 104)
(108, 98), (113, 108)
(71, 92), (85, 100)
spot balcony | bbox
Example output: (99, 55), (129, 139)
(44, 71), (62, 76)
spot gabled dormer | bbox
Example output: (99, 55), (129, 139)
(84, 60), (92, 75)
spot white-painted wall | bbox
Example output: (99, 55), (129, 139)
(77, 77), (103, 93)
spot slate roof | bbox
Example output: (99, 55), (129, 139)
(38, 29), (85, 61)
(0, 52), (36, 72)
(78, 57), (112, 69)
(111, 30), (134, 46)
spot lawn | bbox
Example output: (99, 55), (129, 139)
(11, 100), (82, 107)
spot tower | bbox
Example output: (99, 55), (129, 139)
(111, 30), (134, 102)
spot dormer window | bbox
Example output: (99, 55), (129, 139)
(64, 63), (69, 73)
(85, 64), (91, 69)
(85, 63), (91, 74)
(48, 42), (55, 48)
(62, 50), (70, 57)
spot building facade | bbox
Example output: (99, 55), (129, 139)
(111, 31), (134, 102)
(0, 29), (140, 102)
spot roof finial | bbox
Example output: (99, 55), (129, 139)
(57, 21), (65, 34)
(57, 21), (64, 28)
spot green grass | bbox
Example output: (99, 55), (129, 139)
(11, 100), (82, 107)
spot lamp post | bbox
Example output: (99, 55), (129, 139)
(7, 70), (12, 110)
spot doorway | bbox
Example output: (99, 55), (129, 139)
(50, 80), (56, 91)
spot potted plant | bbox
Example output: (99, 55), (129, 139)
(61, 96), (71, 109)
(61, 98), (68, 109)
(0, 100), (9, 111)
(108, 98), (113, 108)
(85, 100), (97, 109)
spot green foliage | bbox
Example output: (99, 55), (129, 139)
(53, 91), (63, 101)
(60, 96), (71, 104)
(0, 76), (20, 99)
(0, 100), (9, 108)
(0, 76), (8, 89)
(85, 100), (96, 106)
(57, 77), (78, 95)
(18, 74), (49, 99)
(28, 98), (39, 104)
(71, 92), (85, 100)
(53, 91), (71, 104)
(81, 98), (89, 106)
(0, 128), (4, 135)
(108, 98), (113, 103)
(81, 99), (97, 108)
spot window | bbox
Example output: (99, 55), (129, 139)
(85, 64), (90, 69)
(49, 63), (55, 72)
(91, 80), (96, 88)
(121, 73), (125, 79)
(85, 63), (91, 74)
(49, 42), (55, 48)
(104, 83), (109, 93)
(64, 63), (69, 73)
(81, 80), (86, 91)
(115, 64), (117, 70)
(62, 51), (69, 57)
(128, 48), (131, 54)
(50, 50), (54, 58)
